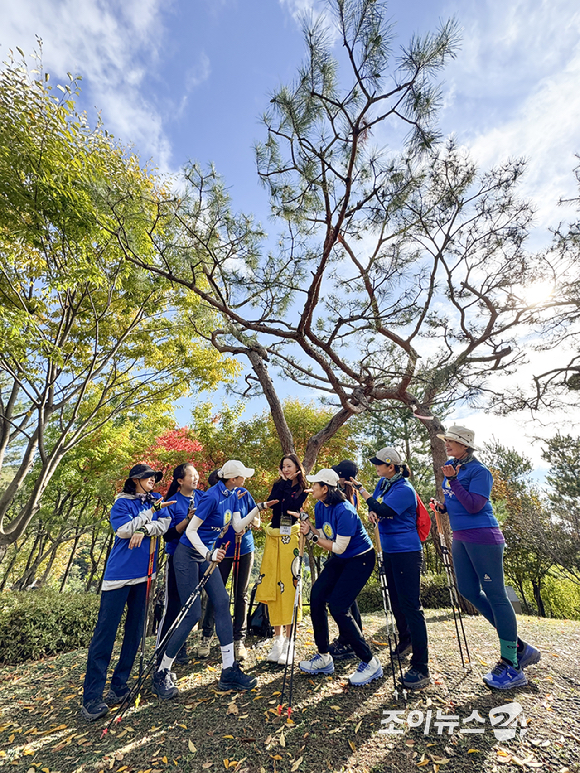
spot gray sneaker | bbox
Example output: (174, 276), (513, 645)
(104, 686), (130, 706)
(81, 699), (109, 722)
(152, 668), (179, 700)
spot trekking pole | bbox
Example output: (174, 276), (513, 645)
(230, 533), (242, 614)
(373, 521), (406, 702)
(431, 504), (471, 669)
(278, 510), (308, 719)
(102, 526), (233, 735)
(139, 535), (157, 682)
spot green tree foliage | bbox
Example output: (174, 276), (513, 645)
(541, 433), (580, 583)
(0, 52), (236, 555)
(114, 1), (544, 507)
(482, 441), (557, 616)
(191, 398), (359, 505)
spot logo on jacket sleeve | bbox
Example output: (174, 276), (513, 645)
(322, 522), (335, 539)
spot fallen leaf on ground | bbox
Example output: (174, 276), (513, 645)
(188, 740), (197, 753)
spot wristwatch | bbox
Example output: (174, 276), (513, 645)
(307, 530), (319, 543)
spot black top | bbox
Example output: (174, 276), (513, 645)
(268, 478), (308, 528)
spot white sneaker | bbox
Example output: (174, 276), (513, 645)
(299, 652), (334, 675)
(278, 639), (294, 666)
(266, 636), (285, 663)
(348, 656), (383, 686)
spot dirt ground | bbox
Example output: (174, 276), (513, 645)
(1, 610), (579, 773)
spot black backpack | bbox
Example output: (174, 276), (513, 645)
(246, 581), (274, 638)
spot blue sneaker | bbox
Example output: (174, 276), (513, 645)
(483, 660), (528, 690)
(401, 667), (431, 690)
(348, 656), (383, 686)
(299, 652), (334, 675)
(518, 642), (541, 670)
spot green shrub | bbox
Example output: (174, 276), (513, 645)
(357, 578), (382, 612)
(420, 574), (451, 609)
(0, 589), (101, 664)
(357, 572), (451, 614)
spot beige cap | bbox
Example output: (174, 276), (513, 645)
(437, 425), (480, 450)
(369, 447), (403, 466)
(306, 468), (340, 487)
(218, 460), (255, 479)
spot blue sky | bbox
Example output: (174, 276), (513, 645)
(1, 0), (579, 470)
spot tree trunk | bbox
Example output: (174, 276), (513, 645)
(39, 540), (61, 585)
(420, 410), (479, 616)
(0, 542), (21, 591)
(516, 579), (531, 614)
(15, 530), (47, 590)
(247, 349), (296, 455)
(60, 532), (81, 592)
(532, 579), (546, 617)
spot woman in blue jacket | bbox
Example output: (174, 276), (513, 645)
(152, 460), (260, 697)
(298, 469), (381, 687)
(357, 447), (430, 690)
(199, 470), (259, 662)
(82, 464), (174, 721)
(156, 463), (204, 664)
(432, 425), (541, 690)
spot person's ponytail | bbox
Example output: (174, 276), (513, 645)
(122, 478), (137, 494)
(394, 463), (411, 478)
(165, 463), (194, 501)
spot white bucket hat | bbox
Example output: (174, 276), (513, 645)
(306, 468), (340, 487)
(437, 425), (480, 451)
(218, 460), (255, 479)
(369, 446), (403, 466)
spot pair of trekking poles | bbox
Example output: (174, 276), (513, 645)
(374, 507), (471, 702)
(102, 519), (233, 735)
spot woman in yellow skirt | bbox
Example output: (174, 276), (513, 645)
(256, 454), (308, 665)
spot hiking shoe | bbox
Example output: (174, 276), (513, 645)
(235, 640), (248, 662)
(299, 652), (334, 675)
(401, 667), (431, 690)
(329, 638), (356, 661)
(393, 638), (412, 658)
(152, 668), (179, 699)
(218, 661), (258, 691)
(104, 685), (130, 706)
(348, 656), (383, 686)
(266, 636), (285, 663)
(197, 636), (214, 658)
(278, 639), (295, 666)
(483, 661), (528, 690)
(175, 645), (189, 665)
(518, 642), (541, 670)
(81, 699), (109, 722)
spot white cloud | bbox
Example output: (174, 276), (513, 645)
(0, 0), (174, 170)
(442, 0), (580, 231)
(185, 52), (211, 91)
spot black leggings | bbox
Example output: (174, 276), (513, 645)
(310, 550), (375, 662)
(202, 551), (254, 641)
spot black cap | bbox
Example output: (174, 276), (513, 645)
(128, 463), (163, 483)
(331, 459), (359, 480)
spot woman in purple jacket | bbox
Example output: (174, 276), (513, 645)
(432, 425), (541, 690)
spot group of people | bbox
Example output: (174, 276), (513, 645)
(81, 425), (541, 722)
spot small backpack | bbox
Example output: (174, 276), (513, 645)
(246, 581), (274, 639)
(416, 494), (432, 542)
